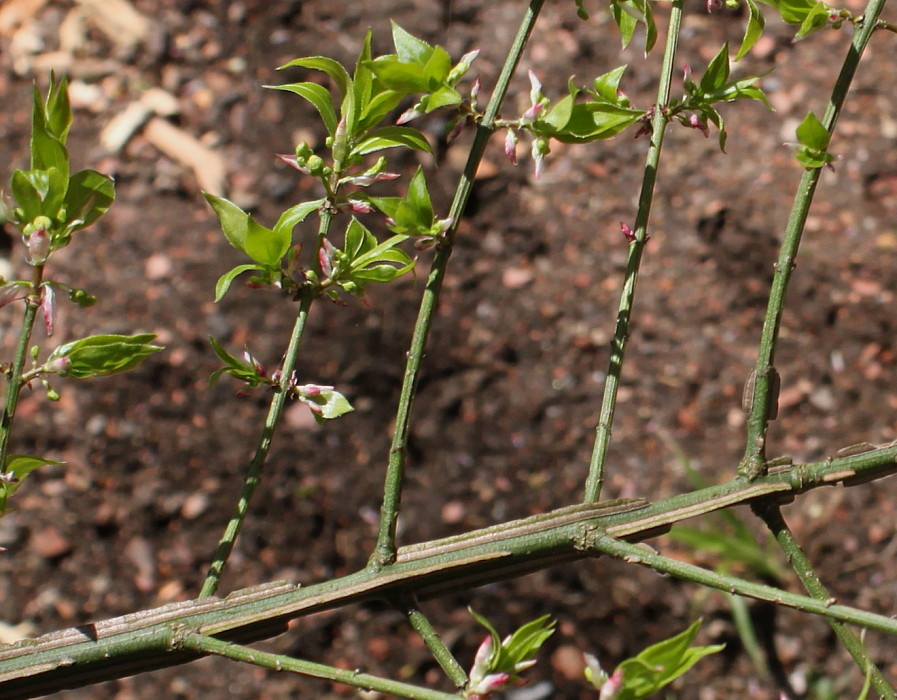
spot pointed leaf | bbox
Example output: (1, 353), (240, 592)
(48, 334), (163, 379)
(391, 21), (433, 64)
(700, 44), (731, 94)
(215, 264), (265, 302)
(64, 169), (115, 231)
(266, 82), (338, 135)
(274, 198), (325, 234)
(277, 56), (351, 99)
(350, 126), (433, 157)
(796, 111), (829, 150)
(736, 0), (766, 60)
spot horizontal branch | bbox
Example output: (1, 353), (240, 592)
(1, 445), (895, 698)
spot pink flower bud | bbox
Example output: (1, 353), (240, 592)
(505, 129), (518, 165)
(41, 285), (55, 336)
(347, 199), (373, 214)
(521, 102), (543, 122)
(276, 153), (310, 173)
(619, 222), (635, 242)
(599, 669), (624, 699)
(397, 107), (423, 125)
(319, 238), (336, 278)
(470, 77), (481, 101)
(47, 355), (71, 374)
(27, 227), (51, 265)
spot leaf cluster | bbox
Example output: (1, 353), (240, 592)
(5, 75), (114, 256)
(585, 620), (724, 698)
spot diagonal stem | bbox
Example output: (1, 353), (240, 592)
(200, 211), (328, 596)
(370, 0), (547, 567)
(753, 502), (896, 698)
(584, 0), (683, 503)
(395, 594), (468, 688)
(738, 0), (889, 479)
(176, 630), (460, 700)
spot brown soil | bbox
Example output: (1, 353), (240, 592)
(1, 1), (896, 698)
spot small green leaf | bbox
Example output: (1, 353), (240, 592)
(365, 56), (432, 94)
(612, 620), (724, 699)
(215, 264), (265, 302)
(208, 337), (270, 388)
(699, 44), (731, 94)
(274, 198), (326, 235)
(64, 169), (115, 232)
(0, 455), (64, 513)
(297, 385), (355, 423)
(266, 82), (338, 135)
(48, 334), (162, 379)
(591, 66), (629, 103)
(796, 111), (830, 150)
(736, 0), (766, 60)
(391, 21), (434, 64)
(795, 0), (832, 36)
(277, 56), (351, 99)
(350, 126), (433, 157)
(204, 193), (290, 266)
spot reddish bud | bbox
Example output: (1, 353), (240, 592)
(620, 222), (636, 242)
(27, 227), (51, 265)
(319, 238), (336, 278)
(41, 285), (56, 336)
(347, 198), (373, 214)
(504, 129), (518, 165)
(47, 355), (71, 374)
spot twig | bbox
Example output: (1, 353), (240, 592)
(176, 630), (460, 699)
(738, 0), (889, 479)
(200, 269), (319, 597)
(370, 0), (548, 567)
(753, 502), (896, 698)
(583, 0), (683, 503)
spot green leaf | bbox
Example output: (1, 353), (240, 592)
(424, 84), (462, 111)
(43, 74), (72, 143)
(391, 21), (434, 64)
(591, 65), (629, 103)
(796, 111), (830, 150)
(204, 193), (290, 266)
(610, 0), (657, 51)
(208, 337), (271, 388)
(365, 56), (432, 94)
(48, 334), (163, 379)
(274, 198), (325, 235)
(266, 82), (338, 136)
(277, 56), (351, 99)
(736, 0), (766, 60)
(468, 609), (556, 684)
(215, 264), (265, 302)
(699, 44), (731, 94)
(795, 1), (831, 36)
(64, 169), (115, 232)
(614, 620), (724, 699)
(0, 454), (64, 513)
(297, 385), (355, 423)
(350, 126), (433, 157)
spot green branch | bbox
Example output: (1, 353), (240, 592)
(200, 271), (319, 597)
(738, 0), (889, 479)
(371, 0), (547, 567)
(0, 265), (44, 468)
(176, 631), (460, 700)
(754, 502), (895, 698)
(583, 0), (683, 503)
(3, 447), (895, 696)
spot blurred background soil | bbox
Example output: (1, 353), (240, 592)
(0, 0), (896, 698)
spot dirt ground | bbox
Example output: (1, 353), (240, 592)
(1, 0), (896, 698)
